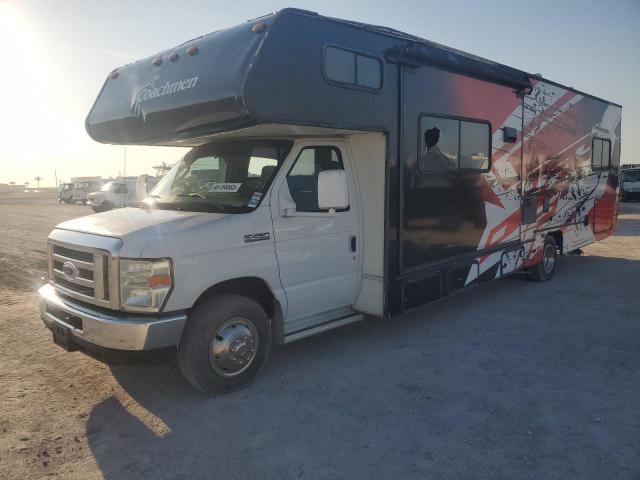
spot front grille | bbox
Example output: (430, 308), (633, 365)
(49, 242), (116, 309)
(53, 245), (94, 262)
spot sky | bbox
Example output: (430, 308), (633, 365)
(0, 0), (638, 187)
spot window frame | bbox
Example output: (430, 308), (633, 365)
(417, 113), (492, 174)
(591, 137), (611, 171)
(285, 145), (349, 213)
(322, 44), (383, 92)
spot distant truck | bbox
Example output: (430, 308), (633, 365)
(57, 183), (74, 203)
(87, 175), (157, 212)
(619, 167), (640, 202)
(39, 9), (621, 394)
(69, 177), (102, 204)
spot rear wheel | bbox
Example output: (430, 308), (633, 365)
(178, 294), (271, 394)
(528, 235), (557, 282)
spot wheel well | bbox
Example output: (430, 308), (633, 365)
(194, 277), (276, 319)
(547, 231), (563, 254)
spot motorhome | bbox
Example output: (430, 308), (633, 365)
(87, 175), (157, 212)
(39, 9), (621, 393)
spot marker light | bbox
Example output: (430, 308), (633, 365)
(169, 51), (179, 62)
(186, 45), (198, 56)
(252, 22), (267, 34)
(152, 56), (163, 66)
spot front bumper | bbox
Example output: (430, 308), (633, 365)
(39, 283), (186, 351)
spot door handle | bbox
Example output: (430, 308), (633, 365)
(350, 235), (357, 252)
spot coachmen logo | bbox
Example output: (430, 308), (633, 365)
(62, 261), (80, 280)
(130, 76), (198, 121)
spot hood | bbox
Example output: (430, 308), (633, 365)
(56, 207), (229, 238)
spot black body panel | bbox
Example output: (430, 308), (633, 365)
(84, 8), (621, 318)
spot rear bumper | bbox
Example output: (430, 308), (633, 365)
(621, 191), (640, 200)
(39, 283), (186, 351)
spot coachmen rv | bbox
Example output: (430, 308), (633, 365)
(39, 9), (622, 393)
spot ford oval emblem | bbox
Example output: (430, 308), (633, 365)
(62, 261), (79, 279)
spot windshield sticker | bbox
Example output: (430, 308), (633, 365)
(206, 183), (242, 193)
(247, 192), (263, 208)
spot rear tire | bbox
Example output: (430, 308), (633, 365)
(528, 235), (557, 282)
(178, 294), (271, 394)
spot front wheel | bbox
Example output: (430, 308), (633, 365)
(178, 294), (271, 394)
(528, 235), (557, 282)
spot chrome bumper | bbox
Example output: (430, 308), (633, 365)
(39, 283), (186, 351)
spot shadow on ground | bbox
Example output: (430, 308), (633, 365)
(87, 255), (640, 480)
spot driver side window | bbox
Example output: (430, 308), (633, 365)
(287, 146), (344, 212)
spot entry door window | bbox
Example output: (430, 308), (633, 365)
(287, 146), (344, 212)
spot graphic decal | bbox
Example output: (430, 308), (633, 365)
(468, 80), (621, 284)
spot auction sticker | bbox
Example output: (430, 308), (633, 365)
(247, 191), (263, 208)
(207, 183), (242, 193)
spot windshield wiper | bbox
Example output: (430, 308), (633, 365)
(177, 192), (207, 199)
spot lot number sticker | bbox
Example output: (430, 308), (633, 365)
(206, 183), (242, 193)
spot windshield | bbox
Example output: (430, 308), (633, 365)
(100, 182), (114, 192)
(621, 170), (640, 182)
(149, 140), (293, 213)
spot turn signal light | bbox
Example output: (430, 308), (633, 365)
(252, 22), (267, 33)
(148, 275), (171, 288)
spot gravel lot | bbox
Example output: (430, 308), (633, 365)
(1, 192), (639, 479)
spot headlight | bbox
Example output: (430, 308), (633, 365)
(120, 259), (172, 312)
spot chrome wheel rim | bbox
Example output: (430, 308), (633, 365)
(209, 318), (259, 378)
(543, 243), (555, 274)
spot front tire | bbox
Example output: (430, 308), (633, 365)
(178, 294), (271, 394)
(528, 235), (557, 282)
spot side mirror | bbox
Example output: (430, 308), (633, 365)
(318, 169), (349, 210)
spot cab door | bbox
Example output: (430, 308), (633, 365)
(270, 140), (361, 332)
(114, 183), (128, 207)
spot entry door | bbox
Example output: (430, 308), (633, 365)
(270, 140), (361, 327)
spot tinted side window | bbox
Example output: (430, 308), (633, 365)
(591, 138), (611, 170)
(356, 55), (382, 89)
(325, 47), (355, 84)
(419, 116), (459, 172)
(460, 121), (490, 170)
(601, 140), (611, 169)
(325, 46), (382, 90)
(419, 115), (491, 173)
(287, 146), (344, 212)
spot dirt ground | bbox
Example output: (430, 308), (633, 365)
(1, 192), (639, 479)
